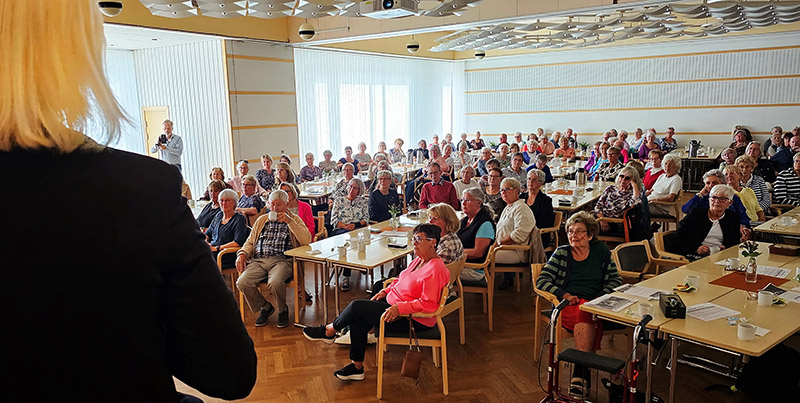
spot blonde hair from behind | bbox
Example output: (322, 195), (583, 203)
(0, 0), (124, 151)
(427, 203), (461, 233)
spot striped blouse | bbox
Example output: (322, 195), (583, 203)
(742, 174), (770, 212)
(773, 169), (800, 206)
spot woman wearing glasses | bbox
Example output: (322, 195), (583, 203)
(303, 224), (450, 382)
(673, 184), (741, 259)
(535, 211), (622, 399)
(482, 167), (507, 221)
(236, 174), (266, 225)
(330, 178), (369, 291)
(457, 188), (496, 282)
(594, 166), (642, 234)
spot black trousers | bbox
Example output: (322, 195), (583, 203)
(332, 282), (433, 362)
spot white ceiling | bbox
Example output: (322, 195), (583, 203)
(103, 23), (221, 50)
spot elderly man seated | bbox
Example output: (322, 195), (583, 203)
(419, 162), (459, 210)
(235, 190), (312, 328)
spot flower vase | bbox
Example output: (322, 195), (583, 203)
(391, 216), (400, 229)
(744, 257), (758, 284)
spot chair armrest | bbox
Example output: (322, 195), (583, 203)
(597, 216), (625, 224)
(650, 257), (688, 268)
(382, 277), (397, 288)
(216, 247), (240, 269)
(649, 200), (675, 206)
(540, 226), (558, 234)
(495, 244), (530, 251)
(534, 287), (560, 306)
(655, 251), (689, 263)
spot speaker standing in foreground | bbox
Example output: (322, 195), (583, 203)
(0, 1), (256, 400)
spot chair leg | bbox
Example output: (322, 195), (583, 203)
(441, 340), (449, 396)
(377, 333), (385, 399)
(432, 346), (440, 367)
(533, 298), (542, 362)
(294, 261), (302, 324)
(481, 293), (488, 314)
(515, 272), (521, 293)
(458, 304), (466, 345)
(488, 289), (494, 332)
(239, 289), (246, 322)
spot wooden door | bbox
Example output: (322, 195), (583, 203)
(142, 106), (170, 158)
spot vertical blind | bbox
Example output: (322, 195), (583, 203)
(294, 49), (459, 159)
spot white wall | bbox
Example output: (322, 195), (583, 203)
(134, 40), (233, 197)
(462, 32), (800, 149)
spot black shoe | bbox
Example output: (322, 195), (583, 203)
(276, 309), (289, 328)
(341, 277), (351, 292)
(255, 303), (275, 327)
(334, 363), (365, 381)
(303, 325), (336, 344)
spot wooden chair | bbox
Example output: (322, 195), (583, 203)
(440, 255), (467, 345)
(653, 230), (691, 265)
(490, 225), (541, 293)
(596, 206), (637, 246)
(461, 242), (498, 331)
(315, 211), (327, 236)
(232, 256), (302, 324)
(650, 190), (683, 231)
(377, 284), (450, 399)
(611, 240), (686, 283)
(217, 247), (241, 292)
(531, 263), (631, 362)
(540, 211), (563, 254)
(769, 203), (795, 216)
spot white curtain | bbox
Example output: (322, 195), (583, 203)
(294, 48), (457, 159)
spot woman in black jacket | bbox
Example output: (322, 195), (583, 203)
(674, 184), (742, 259)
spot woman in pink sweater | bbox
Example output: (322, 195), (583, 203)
(303, 224), (450, 381)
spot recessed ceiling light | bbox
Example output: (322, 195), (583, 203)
(152, 38), (159, 41)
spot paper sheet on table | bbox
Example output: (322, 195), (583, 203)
(686, 303), (741, 321)
(755, 326), (771, 337)
(713, 262), (790, 278)
(584, 294), (636, 312)
(614, 284), (670, 300)
(382, 231), (408, 238)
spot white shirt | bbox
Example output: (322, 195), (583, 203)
(496, 199), (536, 262)
(453, 178), (480, 199)
(702, 214), (725, 254)
(648, 173), (682, 201)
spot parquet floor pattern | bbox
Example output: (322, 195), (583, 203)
(176, 270), (795, 403)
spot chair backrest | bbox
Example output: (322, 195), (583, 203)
(313, 228), (328, 242)
(531, 263), (544, 287)
(612, 240), (651, 279)
(445, 255), (467, 287)
(656, 230), (680, 256)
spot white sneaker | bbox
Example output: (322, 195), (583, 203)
(334, 330), (378, 345)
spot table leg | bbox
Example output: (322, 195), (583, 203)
(334, 265), (341, 316)
(669, 336), (677, 403)
(322, 262), (329, 323)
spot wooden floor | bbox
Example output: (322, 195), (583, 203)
(175, 270), (797, 403)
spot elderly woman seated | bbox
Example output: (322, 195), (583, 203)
(647, 153), (682, 216)
(535, 211), (623, 398)
(205, 189), (248, 268)
(457, 188), (496, 282)
(197, 179), (226, 231)
(454, 165), (480, 198)
(673, 184), (742, 259)
(331, 178), (369, 291)
(200, 167), (233, 200)
(427, 203), (464, 264)
(773, 153), (800, 206)
(593, 146), (625, 181)
(229, 159), (266, 195)
(236, 174), (266, 225)
(523, 169), (556, 247)
(494, 178), (537, 289)
(594, 166), (642, 234)
(723, 165), (765, 223)
(368, 170), (400, 222)
(279, 182), (315, 236)
(302, 224), (450, 382)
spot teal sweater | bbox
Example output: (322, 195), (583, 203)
(535, 242), (622, 300)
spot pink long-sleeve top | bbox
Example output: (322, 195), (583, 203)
(385, 256), (450, 327)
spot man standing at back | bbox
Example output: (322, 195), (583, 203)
(150, 119), (184, 171)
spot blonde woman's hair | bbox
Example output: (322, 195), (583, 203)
(0, 0), (125, 151)
(427, 203), (461, 233)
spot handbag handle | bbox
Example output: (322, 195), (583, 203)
(408, 320), (421, 352)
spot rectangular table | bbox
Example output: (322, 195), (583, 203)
(753, 206), (800, 242)
(544, 179), (608, 213)
(680, 241), (800, 275)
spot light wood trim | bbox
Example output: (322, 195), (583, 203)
(221, 40), (237, 176)
(232, 123), (298, 130)
(229, 90), (296, 96)
(465, 74), (800, 94)
(478, 131), (771, 136)
(464, 45), (800, 73)
(225, 54), (293, 63)
(466, 103), (800, 116)
(246, 155), (299, 163)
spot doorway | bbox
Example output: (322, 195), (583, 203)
(142, 106), (170, 158)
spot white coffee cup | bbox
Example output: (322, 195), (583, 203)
(572, 188), (580, 197)
(685, 275), (700, 289)
(758, 290), (774, 306)
(268, 211), (278, 221)
(638, 302), (654, 317)
(727, 257), (740, 270)
(737, 322), (756, 341)
(358, 240), (366, 252)
(337, 245), (347, 258)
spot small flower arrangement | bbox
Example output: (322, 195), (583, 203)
(578, 141), (590, 151)
(388, 204), (402, 218)
(739, 241), (761, 258)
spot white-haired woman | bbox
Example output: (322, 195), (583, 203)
(368, 170), (400, 222)
(354, 141), (372, 171)
(457, 188), (496, 281)
(495, 178), (536, 288)
(647, 153), (682, 215)
(642, 150), (664, 191)
(454, 165), (480, 198)
(638, 131), (660, 161)
(319, 149), (338, 173)
(330, 178), (369, 291)
(674, 185), (742, 259)
(300, 152), (322, 182)
(496, 143), (511, 168)
(206, 189), (249, 268)
(389, 138), (406, 163)
(523, 169), (556, 247)
(595, 166), (642, 233)
(735, 155), (770, 212)
(0, 2), (255, 399)
(236, 174), (266, 224)
(332, 162), (356, 200)
(723, 165), (765, 223)
(375, 141), (389, 161)
(473, 146), (493, 177)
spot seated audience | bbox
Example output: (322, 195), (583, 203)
(375, 141), (389, 161)
(457, 133), (470, 151)
(496, 143), (512, 168)
(236, 174), (265, 224)
(618, 130), (630, 150)
(482, 167), (506, 221)
(509, 142), (520, 155)
(583, 141), (602, 172)
(554, 136), (576, 160)
(427, 203), (464, 264)
(536, 211), (622, 398)
(256, 154), (276, 191)
(595, 166), (642, 233)
(613, 139), (629, 163)
(410, 139), (430, 163)
(503, 152), (528, 190)
(528, 153), (554, 183)
(550, 131), (562, 148)
(419, 162), (459, 210)
(319, 149), (339, 173)
(200, 167), (233, 200)
(236, 190), (312, 328)
(332, 163), (356, 200)
(659, 127), (678, 154)
(494, 178), (536, 270)
(523, 139), (538, 164)
(474, 146), (493, 177)
(729, 128), (751, 156)
(299, 152), (322, 182)
(736, 155), (770, 212)
(723, 166), (765, 223)
(589, 142), (610, 175)
(682, 169), (750, 229)
(523, 169), (556, 248)
(718, 147), (736, 171)
(457, 188), (496, 281)
(368, 170), (400, 222)
(647, 154), (682, 215)
(494, 133), (510, 150)
(513, 132), (525, 150)
(764, 126), (783, 157)
(643, 150), (665, 191)
(537, 135), (555, 156)
(471, 131), (486, 150)
(229, 159), (265, 195)
(593, 146), (624, 181)
(638, 131), (660, 161)
(338, 146), (359, 174)
(206, 189), (248, 268)
(772, 134), (799, 173)
(279, 155), (301, 183)
(746, 141), (776, 183)
(275, 161), (299, 186)
(280, 182), (315, 235)
(198, 180), (226, 230)
(354, 142), (372, 171)
(389, 138), (406, 163)
(302, 224), (449, 382)
(429, 144), (451, 177)
(773, 153), (800, 206)
(631, 128), (645, 155)
(330, 178), (369, 291)
(454, 165), (480, 198)
(453, 142), (474, 173)
(673, 185), (741, 259)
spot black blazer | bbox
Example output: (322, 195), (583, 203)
(0, 146), (256, 401)
(674, 207), (741, 256)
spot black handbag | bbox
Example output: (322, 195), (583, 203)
(400, 320), (423, 380)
